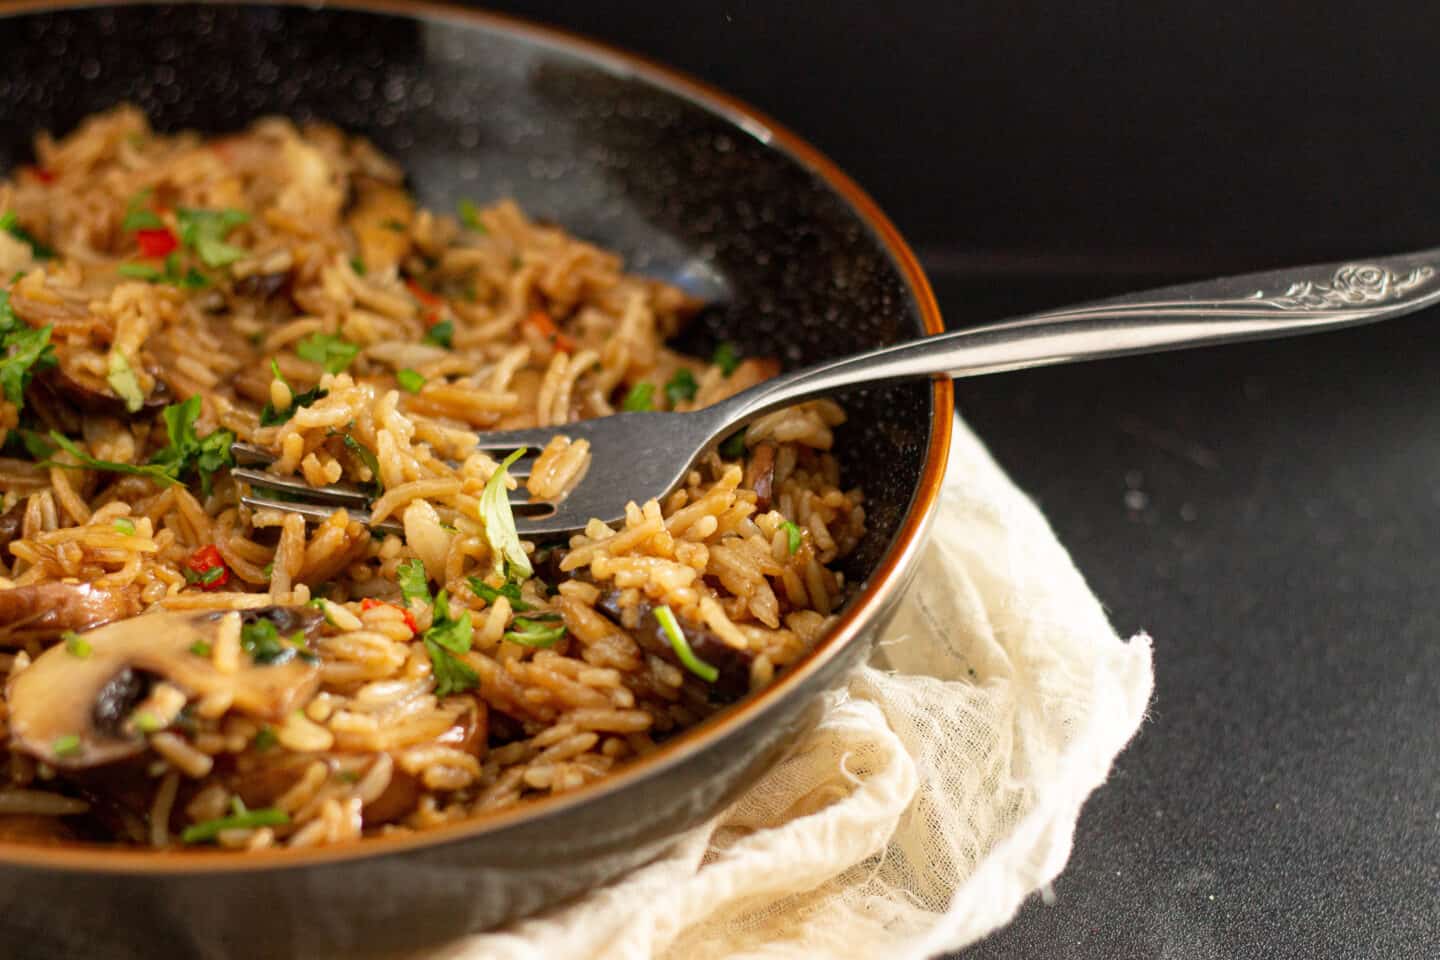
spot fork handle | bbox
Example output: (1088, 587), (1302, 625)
(711, 247), (1440, 430)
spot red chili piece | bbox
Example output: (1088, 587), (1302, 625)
(361, 597), (419, 635)
(31, 167), (55, 184)
(185, 544), (230, 591)
(136, 228), (178, 257)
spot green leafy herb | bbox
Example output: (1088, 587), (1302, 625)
(621, 382), (654, 412)
(189, 640), (212, 657)
(665, 368), (698, 406)
(259, 359), (328, 426)
(480, 447), (532, 580)
(653, 604), (718, 683)
(423, 318), (454, 349)
(711, 341), (740, 377)
(184, 565), (225, 587)
(503, 613), (566, 649)
(46, 432), (176, 485)
(457, 199), (487, 233)
(175, 207), (250, 268)
(337, 769), (360, 783)
(719, 430), (747, 459)
(0, 290), (57, 410)
(396, 368), (425, 393)
(253, 726), (277, 752)
(106, 350), (145, 413)
(397, 558), (432, 607)
(117, 262), (163, 281)
(330, 431), (382, 493)
(781, 520), (803, 555)
(467, 575), (532, 612)
(240, 618), (290, 665)
(181, 798), (289, 844)
(63, 631), (92, 659)
(0, 211), (54, 259)
(423, 589), (478, 698)
(150, 394), (236, 496)
(52, 733), (82, 758)
(132, 710), (163, 734)
(113, 517), (136, 536)
(295, 332), (360, 374)
(349, 256), (367, 276)
(118, 254), (210, 289)
(122, 190), (164, 232)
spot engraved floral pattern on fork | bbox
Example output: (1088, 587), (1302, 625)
(1261, 264), (1436, 310)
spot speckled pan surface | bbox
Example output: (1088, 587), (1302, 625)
(0, 3), (950, 957)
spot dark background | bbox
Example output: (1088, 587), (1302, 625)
(463, 3), (1440, 958)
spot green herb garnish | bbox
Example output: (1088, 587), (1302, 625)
(349, 256), (367, 276)
(240, 618), (290, 664)
(467, 575), (532, 612)
(295, 332), (360, 374)
(106, 349), (145, 413)
(781, 520), (803, 555)
(113, 517), (136, 536)
(621, 382), (654, 412)
(121, 190), (164, 232)
(503, 613), (566, 648)
(117, 262), (163, 281)
(397, 558), (431, 607)
(665, 369), (698, 406)
(0, 211), (54, 259)
(175, 207), (250, 268)
(253, 726), (277, 752)
(653, 604), (718, 683)
(395, 368), (425, 393)
(423, 589), (478, 698)
(719, 430), (747, 459)
(52, 733), (82, 758)
(711, 341), (740, 377)
(63, 631), (92, 659)
(0, 290), (56, 411)
(479, 448), (532, 580)
(181, 798), (289, 844)
(45, 395), (238, 494)
(189, 640), (212, 657)
(329, 430), (381, 493)
(259, 359), (328, 427)
(132, 710), (163, 734)
(423, 318), (454, 349)
(457, 199), (487, 233)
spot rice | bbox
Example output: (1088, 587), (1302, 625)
(0, 106), (865, 851)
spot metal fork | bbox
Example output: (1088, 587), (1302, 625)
(236, 246), (1440, 537)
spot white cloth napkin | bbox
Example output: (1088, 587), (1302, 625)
(431, 416), (1154, 959)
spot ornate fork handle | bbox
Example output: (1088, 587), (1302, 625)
(712, 248), (1440, 430)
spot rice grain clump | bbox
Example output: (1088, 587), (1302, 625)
(0, 107), (864, 850)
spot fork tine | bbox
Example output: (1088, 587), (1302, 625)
(240, 493), (406, 537)
(231, 467), (372, 507)
(231, 441), (275, 467)
(473, 428), (573, 453)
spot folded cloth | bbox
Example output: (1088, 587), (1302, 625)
(429, 416), (1154, 960)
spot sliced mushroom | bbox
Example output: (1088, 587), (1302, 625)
(595, 591), (751, 703)
(7, 607), (324, 769)
(0, 498), (25, 557)
(744, 441), (777, 512)
(0, 582), (141, 646)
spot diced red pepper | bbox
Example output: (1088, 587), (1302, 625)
(360, 597), (419, 635)
(136, 228), (178, 257)
(185, 545), (230, 591)
(526, 310), (576, 353)
(30, 167), (55, 184)
(405, 278), (443, 308)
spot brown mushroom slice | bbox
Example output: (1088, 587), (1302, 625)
(0, 582), (141, 646)
(7, 608), (323, 769)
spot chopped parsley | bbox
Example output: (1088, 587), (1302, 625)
(621, 382), (654, 412)
(719, 430), (747, 459)
(665, 368), (698, 406)
(395, 368), (425, 393)
(118, 253), (209, 289)
(259, 359), (328, 426)
(711, 341), (741, 377)
(63, 631), (92, 659)
(295, 332), (359, 374)
(654, 604), (718, 683)
(503, 613), (566, 649)
(328, 430), (381, 494)
(189, 640), (212, 658)
(240, 618), (311, 666)
(423, 318), (454, 349)
(46, 395), (236, 495)
(175, 207), (250, 268)
(479, 448), (532, 580)
(467, 575), (532, 612)
(106, 349), (145, 413)
(781, 520), (803, 555)
(397, 558), (431, 607)
(121, 190), (164, 232)
(113, 517), (136, 536)
(0, 290), (56, 411)
(457, 198), (487, 233)
(132, 711), (163, 734)
(423, 589), (478, 698)
(181, 797), (289, 844)
(252, 726), (277, 752)
(349, 256), (367, 276)
(51, 733), (82, 758)
(0, 211), (54, 259)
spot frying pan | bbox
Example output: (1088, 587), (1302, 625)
(0, 2), (951, 957)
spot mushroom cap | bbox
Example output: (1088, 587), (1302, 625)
(7, 607), (323, 769)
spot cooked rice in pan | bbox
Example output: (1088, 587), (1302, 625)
(0, 107), (863, 849)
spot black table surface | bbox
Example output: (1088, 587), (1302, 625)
(504, 4), (1440, 956)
